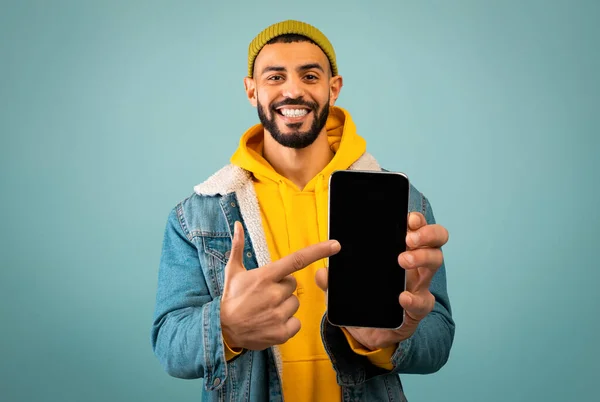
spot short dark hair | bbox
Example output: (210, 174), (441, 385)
(266, 33), (317, 46)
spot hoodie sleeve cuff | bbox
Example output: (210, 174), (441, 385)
(223, 333), (243, 361)
(341, 327), (396, 370)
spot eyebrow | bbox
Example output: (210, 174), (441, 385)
(261, 63), (325, 76)
(298, 63), (324, 73)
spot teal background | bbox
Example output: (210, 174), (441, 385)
(1, 0), (598, 401)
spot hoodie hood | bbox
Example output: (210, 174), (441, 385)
(229, 105), (367, 252)
(230, 105), (366, 191)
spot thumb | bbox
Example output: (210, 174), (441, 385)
(315, 268), (328, 292)
(224, 221), (246, 282)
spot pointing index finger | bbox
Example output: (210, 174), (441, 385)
(268, 240), (341, 281)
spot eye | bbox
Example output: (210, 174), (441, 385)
(304, 74), (318, 81)
(267, 75), (284, 82)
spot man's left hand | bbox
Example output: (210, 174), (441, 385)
(315, 212), (449, 351)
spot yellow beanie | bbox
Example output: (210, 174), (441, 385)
(247, 20), (338, 78)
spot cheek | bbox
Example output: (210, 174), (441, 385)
(257, 94), (271, 114)
(257, 88), (275, 105)
(314, 88), (332, 107)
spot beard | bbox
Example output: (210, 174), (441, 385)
(257, 96), (330, 149)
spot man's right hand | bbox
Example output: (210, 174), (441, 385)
(220, 221), (341, 351)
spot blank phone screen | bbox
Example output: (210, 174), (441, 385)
(327, 170), (410, 329)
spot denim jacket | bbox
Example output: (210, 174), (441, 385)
(150, 152), (455, 401)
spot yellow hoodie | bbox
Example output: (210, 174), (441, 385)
(228, 106), (395, 401)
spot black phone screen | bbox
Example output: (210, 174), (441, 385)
(327, 170), (410, 329)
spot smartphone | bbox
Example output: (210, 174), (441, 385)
(327, 170), (410, 329)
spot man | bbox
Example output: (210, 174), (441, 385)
(151, 19), (454, 401)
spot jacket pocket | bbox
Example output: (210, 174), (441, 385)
(202, 235), (232, 296)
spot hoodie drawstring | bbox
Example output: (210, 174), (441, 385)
(315, 173), (328, 245)
(278, 179), (293, 257)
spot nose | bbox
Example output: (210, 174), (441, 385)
(280, 75), (305, 99)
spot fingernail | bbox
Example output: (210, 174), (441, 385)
(330, 241), (341, 253)
(404, 253), (414, 266)
(408, 232), (420, 246)
(233, 222), (240, 240)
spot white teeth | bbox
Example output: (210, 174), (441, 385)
(280, 108), (308, 117)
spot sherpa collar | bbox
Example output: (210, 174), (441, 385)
(194, 152), (381, 196)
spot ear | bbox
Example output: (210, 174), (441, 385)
(329, 75), (343, 106)
(244, 77), (257, 107)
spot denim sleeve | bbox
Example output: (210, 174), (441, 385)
(150, 206), (228, 392)
(321, 195), (455, 385)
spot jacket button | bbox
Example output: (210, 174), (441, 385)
(213, 377), (221, 387)
(230, 202), (236, 207)
(246, 252), (252, 258)
(224, 250), (231, 259)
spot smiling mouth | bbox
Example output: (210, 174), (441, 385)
(276, 107), (311, 118)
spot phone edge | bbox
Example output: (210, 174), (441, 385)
(325, 169), (410, 330)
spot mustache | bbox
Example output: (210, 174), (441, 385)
(271, 98), (318, 111)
